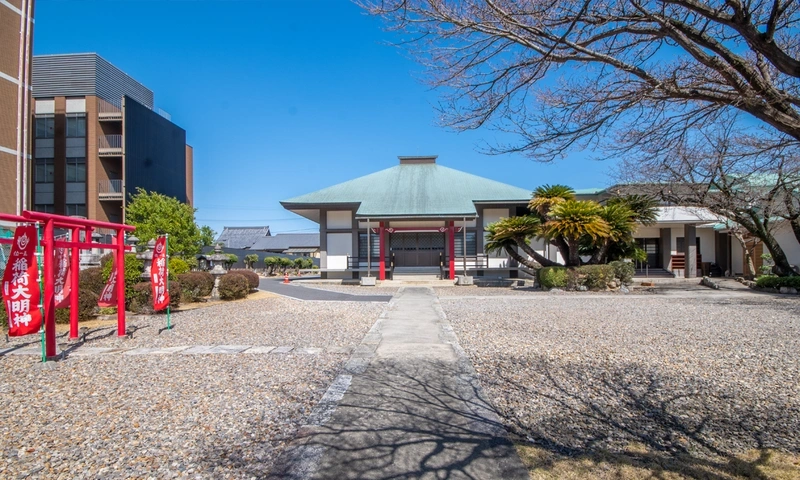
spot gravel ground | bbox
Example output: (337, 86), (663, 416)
(0, 295), (384, 479)
(298, 284), (401, 296)
(6, 296), (385, 350)
(441, 294), (800, 475)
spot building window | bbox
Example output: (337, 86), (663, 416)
(454, 231), (477, 256)
(358, 233), (382, 260)
(34, 205), (55, 214)
(66, 114), (86, 137)
(35, 115), (54, 138)
(66, 157), (86, 182)
(66, 204), (87, 217)
(35, 158), (54, 183)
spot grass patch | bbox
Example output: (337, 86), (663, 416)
(516, 444), (800, 479)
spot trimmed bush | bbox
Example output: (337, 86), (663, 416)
(218, 273), (249, 300)
(539, 267), (568, 289)
(755, 275), (800, 289)
(80, 267), (105, 296)
(579, 264), (616, 290)
(178, 271), (214, 302)
(129, 282), (154, 314)
(609, 260), (635, 284)
(229, 269), (259, 290)
(128, 281), (181, 313)
(169, 280), (182, 309)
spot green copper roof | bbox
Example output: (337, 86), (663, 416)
(281, 162), (532, 218)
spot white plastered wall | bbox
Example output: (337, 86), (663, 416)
(327, 211), (352, 229)
(775, 222), (800, 266)
(482, 208), (509, 267)
(326, 233), (352, 270)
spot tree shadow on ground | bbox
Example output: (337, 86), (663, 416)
(193, 354), (798, 479)
(200, 357), (528, 479)
(489, 355), (800, 479)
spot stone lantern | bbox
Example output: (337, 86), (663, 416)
(136, 239), (157, 281)
(207, 244), (229, 300)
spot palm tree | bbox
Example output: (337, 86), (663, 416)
(588, 203), (637, 264)
(484, 222), (542, 270)
(529, 184), (575, 260)
(542, 200), (611, 266)
(490, 216), (560, 267)
(606, 194), (659, 225)
(528, 184), (575, 217)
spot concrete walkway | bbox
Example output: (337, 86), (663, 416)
(259, 278), (393, 302)
(270, 287), (528, 480)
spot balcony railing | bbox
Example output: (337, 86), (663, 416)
(98, 134), (122, 155)
(97, 98), (122, 120)
(98, 179), (123, 200)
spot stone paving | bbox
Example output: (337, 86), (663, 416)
(0, 344), (346, 357)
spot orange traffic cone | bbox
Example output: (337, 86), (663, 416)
(283, 272), (289, 284)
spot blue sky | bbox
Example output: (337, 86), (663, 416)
(33, 0), (616, 236)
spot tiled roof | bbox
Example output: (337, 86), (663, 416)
(250, 233), (320, 252)
(281, 162), (532, 217)
(216, 226), (271, 249)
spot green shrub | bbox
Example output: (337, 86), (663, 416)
(218, 273), (249, 300)
(539, 267), (568, 289)
(178, 271), (214, 302)
(101, 254), (144, 309)
(128, 280), (181, 313)
(129, 282), (153, 314)
(169, 257), (190, 276)
(755, 275), (800, 289)
(609, 260), (635, 284)
(169, 280), (182, 309)
(80, 267), (105, 296)
(579, 264), (616, 290)
(229, 269), (259, 290)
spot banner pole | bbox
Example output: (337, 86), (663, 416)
(165, 234), (171, 330)
(35, 222), (44, 363)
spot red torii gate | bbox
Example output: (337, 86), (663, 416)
(0, 211), (135, 359)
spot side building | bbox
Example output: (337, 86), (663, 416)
(0, 0), (35, 215)
(30, 53), (193, 223)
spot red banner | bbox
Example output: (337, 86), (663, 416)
(53, 247), (71, 309)
(98, 268), (118, 308)
(150, 236), (169, 311)
(2, 226), (42, 336)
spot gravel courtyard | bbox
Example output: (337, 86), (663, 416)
(441, 292), (800, 479)
(0, 296), (384, 479)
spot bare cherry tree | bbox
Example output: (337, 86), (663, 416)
(361, 0), (800, 161)
(618, 120), (800, 275)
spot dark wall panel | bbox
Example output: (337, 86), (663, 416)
(124, 96), (187, 204)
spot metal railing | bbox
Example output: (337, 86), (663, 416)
(98, 180), (123, 199)
(97, 98), (122, 119)
(98, 134), (122, 150)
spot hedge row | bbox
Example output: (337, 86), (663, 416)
(755, 275), (800, 289)
(538, 261), (635, 290)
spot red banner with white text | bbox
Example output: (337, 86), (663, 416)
(98, 268), (118, 308)
(54, 247), (71, 309)
(2, 226), (42, 336)
(150, 236), (169, 311)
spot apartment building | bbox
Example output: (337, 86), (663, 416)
(30, 53), (193, 223)
(0, 0), (35, 215)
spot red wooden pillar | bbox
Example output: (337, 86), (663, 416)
(379, 222), (386, 280)
(43, 219), (57, 358)
(115, 229), (126, 337)
(68, 227), (80, 340)
(448, 221), (455, 280)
